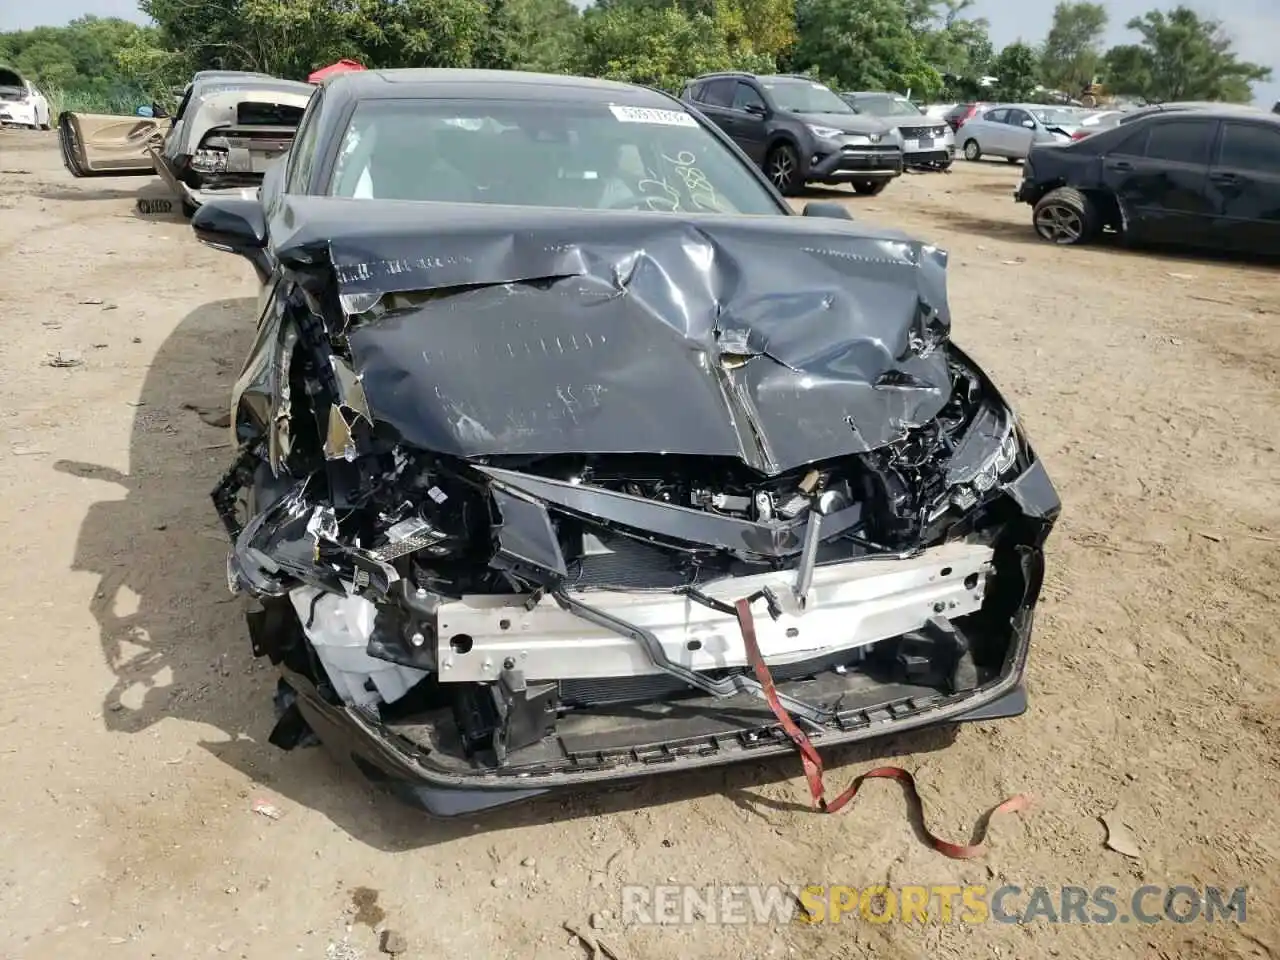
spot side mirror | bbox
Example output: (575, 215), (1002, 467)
(192, 198), (267, 253)
(1021, 119), (1036, 129)
(801, 202), (853, 220)
(744, 102), (767, 117)
(136, 104), (154, 118)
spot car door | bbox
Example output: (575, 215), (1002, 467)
(1206, 120), (1280, 254)
(1100, 117), (1216, 247)
(57, 111), (171, 177)
(1003, 108), (1035, 158)
(728, 80), (769, 163)
(973, 108), (1007, 154)
(692, 78), (743, 149)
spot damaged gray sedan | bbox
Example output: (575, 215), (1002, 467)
(192, 69), (1059, 816)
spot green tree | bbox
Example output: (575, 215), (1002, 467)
(1039, 2), (1107, 93)
(13, 40), (78, 89)
(139, 0), (517, 80)
(588, 0), (794, 66)
(0, 17), (161, 96)
(507, 0), (582, 73)
(1102, 6), (1271, 103)
(990, 41), (1039, 101)
(577, 5), (744, 92)
(792, 0), (942, 98)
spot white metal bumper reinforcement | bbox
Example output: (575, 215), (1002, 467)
(435, 540), (994, 683)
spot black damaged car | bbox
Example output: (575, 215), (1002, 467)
(1016, 106), (1280, 253)
(192, 69), (1059, 816)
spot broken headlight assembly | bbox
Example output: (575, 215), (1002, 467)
(945, 402), (1023, 512)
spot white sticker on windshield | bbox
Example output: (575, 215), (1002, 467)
(609, 105), (697, 127)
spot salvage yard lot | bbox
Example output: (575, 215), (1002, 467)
(0, 126), (1277, 959)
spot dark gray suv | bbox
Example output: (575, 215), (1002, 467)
(680, 73), (904, 196)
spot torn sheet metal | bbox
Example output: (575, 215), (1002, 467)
(273, 199), (952, 475)
(230, 301), (299, 472)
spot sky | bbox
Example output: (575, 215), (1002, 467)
(2, 0), (1276, 106)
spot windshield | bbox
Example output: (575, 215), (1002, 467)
(1031, 108), (1080, 126)
(848, 95), (922, 117)
(762, 80), (853, 114)
(328, 98), (783, 215)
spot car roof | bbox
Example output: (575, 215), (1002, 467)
(689, 72), (828, 85)
(321, 68), (679, 108)
(190, 74), (313, 97)
(1119, 103), (1278, 124)
(842, 91), (904, 98)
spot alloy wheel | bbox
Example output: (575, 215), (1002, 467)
(769, 148), (796, 192)
(1034, 202), (1083, 244)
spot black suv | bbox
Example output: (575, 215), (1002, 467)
(680, 72), (903, 196)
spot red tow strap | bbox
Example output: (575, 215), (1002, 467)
(733, 598), (1031, 859)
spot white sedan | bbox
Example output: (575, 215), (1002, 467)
(0, 67), (52, 130)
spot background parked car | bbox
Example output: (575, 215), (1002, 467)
(1015, 108), (1280, 254)
(680, 72), (903, 196)
(1069, 109), (1125, 139)
(0, 66), (51, 129)
(839, 91), (955, 169)
(942, 101), (990, 132)
(59, 70), (313, 217)
(959, 104), (1084, 162)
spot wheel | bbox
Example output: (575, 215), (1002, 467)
(962, 139), (981, 161)
(1031, 187), (1100, 246)
(852, 180), (888, 196)
(765, 142), (801, 196)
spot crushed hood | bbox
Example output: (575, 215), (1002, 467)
(272, 199), (953, 476)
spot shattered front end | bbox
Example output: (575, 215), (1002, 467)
(214, 202), (1060, 815)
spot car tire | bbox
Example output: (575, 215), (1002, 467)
(852, 180), (888, 196)
(1031, 187), (1099, 246)
(766, 142), (801, 196)
(963, 139), (981, 161)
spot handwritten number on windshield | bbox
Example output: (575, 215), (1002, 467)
(661, 150), (721, 212)
(637, 177), (682, 212)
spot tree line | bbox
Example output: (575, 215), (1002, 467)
(0, 0), (1271, 113)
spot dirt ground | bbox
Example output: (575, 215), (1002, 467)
(1, 127), (1277, 960)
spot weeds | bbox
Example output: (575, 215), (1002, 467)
(43, 85), (146, 121)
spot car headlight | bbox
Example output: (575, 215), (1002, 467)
(944, 404), (1022, 512)
(808, 124), (846, 140)
(190, 148), (229, 174)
